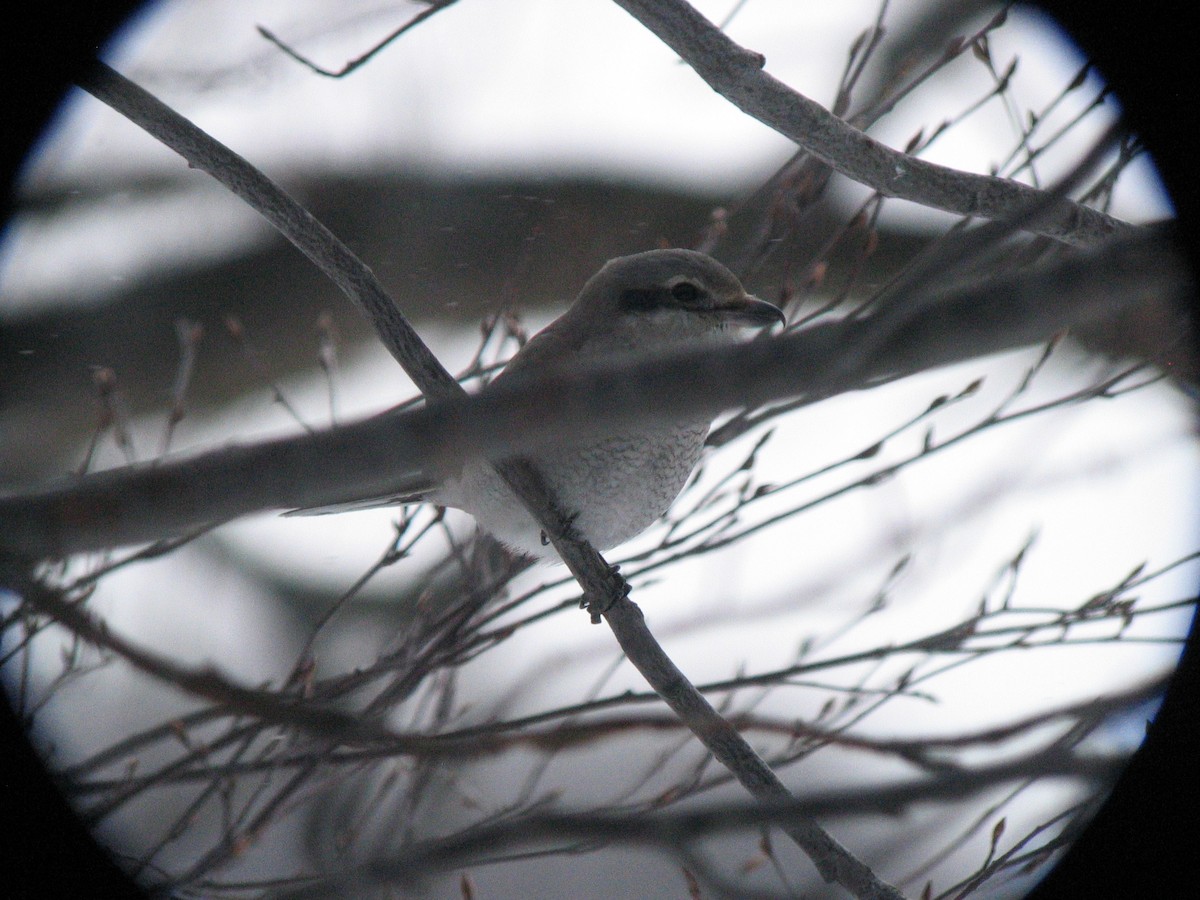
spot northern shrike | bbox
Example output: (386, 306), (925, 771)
(429, 248), (785, 557)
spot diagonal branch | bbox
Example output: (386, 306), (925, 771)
(268, 748), (1122, 899)
(28, 62), (912, 896)
(610, 0), (1132, 247)
(76, 62), (463, 402)
(12, 570), (393, 744)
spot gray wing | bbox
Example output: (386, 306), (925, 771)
(287, 318), (576, 518)
(489, 319), (583, 384)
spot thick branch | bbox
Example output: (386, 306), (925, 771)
(611, 0), (1132, 247)
(11, 57), (1177, 899)
(491, 462), (906, 892)
(1, 227), (1180, 559)
(54, 61), (903, 893)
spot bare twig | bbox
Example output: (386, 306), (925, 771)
(257, 0), (462, 79)
(75, 61), (462, 402)
(261, 751), (1122, 899)
(160, 318), (203, 456)
(13, 572), (390, 744)
(610, 0), (1131, 247)
(44, 61), (911, 896)
(223, 315), (313, 433)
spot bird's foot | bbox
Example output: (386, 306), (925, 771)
(581, 562), (631, 624)
(541, 510), (583, 547)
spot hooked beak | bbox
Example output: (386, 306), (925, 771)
(716, 293), (787, 329)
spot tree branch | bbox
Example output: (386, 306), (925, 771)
(12, 570), (393, 744)
(27, 61), (916, 896)
(75, 61), (464, 402)
(2, 226), (1181, 559)
(256, 0), (463, 79)
(269, 747), (1122, 899)
(610, 0), (1132, 247)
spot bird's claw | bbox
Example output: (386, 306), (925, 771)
(543, 510), (583, 547)
(582, 563), (630, 624)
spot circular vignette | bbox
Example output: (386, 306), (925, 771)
(1, 3), (1197, 899)
(1019, 4), (1199, 900)
(2, 7), (146, 898)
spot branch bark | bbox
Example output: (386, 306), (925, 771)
(271, 749), (1123, 899)
(76, 62), (463, 402)
(3, 61), (926, 897)
(611, 0), (1131, 247)
(2, 226), (1180, 559)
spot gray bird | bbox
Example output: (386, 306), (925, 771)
(430, 248), (784, 558)
(294, 249), (783, 556)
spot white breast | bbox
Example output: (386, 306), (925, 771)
(432, 419), (709, 558)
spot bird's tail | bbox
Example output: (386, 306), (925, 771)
(283, 485), (436, 517)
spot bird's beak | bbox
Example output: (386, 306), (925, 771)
(716, 293), (786, 329)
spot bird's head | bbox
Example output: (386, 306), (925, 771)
(566, 249), (785, 350)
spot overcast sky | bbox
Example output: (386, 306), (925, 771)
(0, 0), (1174, 316)
(3, 7), (1196, 892)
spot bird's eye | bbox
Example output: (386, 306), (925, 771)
(670, 281), (701, 303)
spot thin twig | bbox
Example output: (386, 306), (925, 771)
(610, 0), (1130, 247)
(257, 0), (462, 79)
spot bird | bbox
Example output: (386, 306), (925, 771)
(293, 249), (783, 557)
(426, 248), (785, 558)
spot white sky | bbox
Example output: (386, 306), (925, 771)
(10, 0), (1196, 734)
(0, 0), (1174, 314)
(4, 2), (1197, 893)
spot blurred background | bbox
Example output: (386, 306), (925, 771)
(2, 2), (1198, 898)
